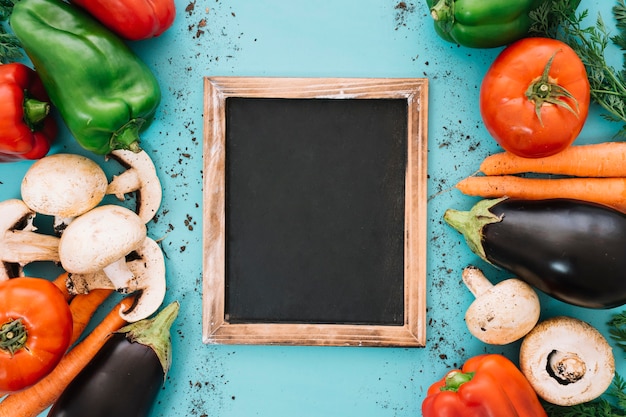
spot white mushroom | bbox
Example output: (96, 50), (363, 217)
(0, 199), (60, 280)
(520, 316), (615, 406)
(58, 205), (146, 289)
(462, 266), (540, 345)
(20, 153), (108, 234)
(66, 237), (166, 322)
(106, 149), (162, 224)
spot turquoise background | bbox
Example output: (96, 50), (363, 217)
(0, 0), (622, 416)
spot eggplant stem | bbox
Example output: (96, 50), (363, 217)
(443, 198), (507, 263)
(118, 301), (180, 376)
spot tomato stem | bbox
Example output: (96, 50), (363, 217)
(0, 319), (28, 356)
(525, 49), (579, 126)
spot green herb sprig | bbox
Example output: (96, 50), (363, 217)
(0, 0), (22, 64)
(530, 0), (626, 136)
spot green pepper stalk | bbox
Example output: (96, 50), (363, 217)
(439, 371), (475, 392)
(10, 0), (161, 155)
(426, 0), (546, 48)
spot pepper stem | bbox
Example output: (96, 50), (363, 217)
(23, 98), (50, 127)
(430, 0), (454, 31)
(525, 50), (580, 126)
(118, 301), (180, 376)
(111, 118), (145, 153)
(0, 318), (28, 356)
(440, 371), (475, 392)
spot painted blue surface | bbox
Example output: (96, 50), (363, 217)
(0, 0), (622, 416)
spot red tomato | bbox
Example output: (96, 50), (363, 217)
(0, 277), (73, 393)
(480, 37), (590, 158)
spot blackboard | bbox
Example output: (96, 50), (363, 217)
(202, 77), (428, 346)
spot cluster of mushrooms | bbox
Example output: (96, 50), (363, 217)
(1, 151), (165, 322)
(462, 266), (615, 406)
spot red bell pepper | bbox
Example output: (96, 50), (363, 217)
(0, 63), (57, 162)
(69, 0), (175, 41)
(422, 354), (547, 417)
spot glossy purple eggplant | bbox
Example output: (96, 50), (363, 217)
(48, 301), (179, 417)
(444, 198), (626, 309)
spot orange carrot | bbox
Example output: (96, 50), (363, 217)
(480, 142), (626, 177)
(456, 176), (626, 212)
(52, 272), (72, 302)
(0, 295), (135, 417)
(68, 289), (114, 345)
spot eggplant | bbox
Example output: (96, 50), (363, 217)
(444, 198), (626, 309)
(48, 301), (179, 417)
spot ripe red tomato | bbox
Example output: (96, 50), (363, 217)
(480, 37), (590, 158)
(0, 277), (73, 393)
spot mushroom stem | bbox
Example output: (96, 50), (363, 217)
(0, 199), (61, 280)
(102, 258), (136, 293)
(107, 168), (141, 198)
(53, 216), (75, 235)
(462, 265), (494, 297)
(66, 271), (116, 295)
(1, 230), (59, 264)
(547, 350), (586, 385)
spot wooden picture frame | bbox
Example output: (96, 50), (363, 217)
(202, 77), (428, 347)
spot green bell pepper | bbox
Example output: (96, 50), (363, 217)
(425, 0), (543, 48)
(10, 0), (161, 154)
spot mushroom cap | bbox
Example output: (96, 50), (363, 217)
(21, 153), (108, 218)
(59, 205), (146, 274)
(519, 316), (615, 406)
(465, 278), (540, 345)
(122, 237), (167, 322)
(106, 149), (162, 223)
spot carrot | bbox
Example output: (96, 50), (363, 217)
(52, 272), (72, 302)
(68, 289), (114, 345)
(456, 176), (626, 212)
(0, 295), (135, 417)
(480, 142), (626, 177)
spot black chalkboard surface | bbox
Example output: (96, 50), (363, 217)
(226, 97), (407, 325)
(202, 77), (428, 346)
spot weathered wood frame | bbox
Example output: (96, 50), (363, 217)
(202, 77), (428, 347)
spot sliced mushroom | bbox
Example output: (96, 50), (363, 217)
(66, 270), (116, 295)
(0, 199), (60, 280)
(66, 237), (166, 322)
(20, 153), (108, 234)
(463, 266), (540, 345)
(106, 149), (162, 224)
(58, 205), (146, 289)
(520, 316), (615, 406)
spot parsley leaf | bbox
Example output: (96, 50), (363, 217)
(530, 0), (626, 136)
(0, 0), (22, 64)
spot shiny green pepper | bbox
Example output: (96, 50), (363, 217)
(10, 0), (161, 154)
(425, 0), (543, 48)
